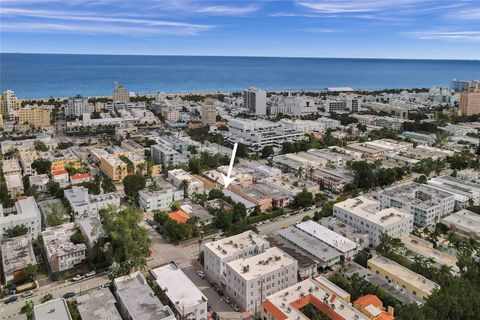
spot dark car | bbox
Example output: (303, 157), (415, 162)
(4, 295), (18, 304)
(212, 312), (221, 320)
(63, 292), (76, 299)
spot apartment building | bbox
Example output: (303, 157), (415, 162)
(100, 154), (128, 181)
(201, 97), (217, 126)
(5, 174), (23, 198)
(64, 186), (120, 219)
(29, 174), (50, 192)
(1, 135), (57, 155)
(379, 182), (455, 226)
(309, 168), (354, 194)
(17, 106), (52, 132)
(204, 230), (270, 285)
(333, 196), (414, 247)
(225, 247), (298, 312)
(42, 222), (87, 273)
(319, 216), (370, 249)
(228, 119), (305, 152)
(66, 95), (94, 117)
(76, 288), (122, 320)
(138, 184), (184, 211)
(121, 139), (145, 156)
(441, 209), (480, 239)
(113, 272), (175, 320)
(2, 159), (22, 176)
(460, 80), (480, 116)
(261, 277), (368, 320)
(1, 235), (36, 284)
(428, 175), (480, 207)
(325, 94), (361, 112)
(33, 298), (73, 320)
(167, 169), (204, 197)
(151, 144), (188, 168)
(367, 256), (439, 300)
(113, 81), (130, 103)
(0, 90), (22, 116)
(151, 263), (208, 320)
(295, 221), (358, 261)
(0, 197), (42, 240)
(244, 87), (267, 115)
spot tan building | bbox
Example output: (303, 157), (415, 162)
(17, 106), (52, 131)
(100, 154), (128, 181)
(367, 256), (439, 300)
(460, 80), (480, 116)
(113, 81), (130, 103)
(201, 97), (216, 126)
(0, 90), (22, 117)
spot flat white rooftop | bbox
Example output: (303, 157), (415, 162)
(204, 230), (269, 257)
(151, 263), (207, 310)
(441, 209), (480, 237)
(227, 247), (296, 281)
(295, 220), (357, 254)
(33, 298), (72, 320)
(401, 234), (458, 271)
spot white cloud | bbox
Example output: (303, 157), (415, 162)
(197, 4), (260, 15)
(447, 8), (480, 20)
(405, 30), (480, 42)
(297, 0), (424, 14)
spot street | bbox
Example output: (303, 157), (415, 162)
(255, 209), (316, 235)
(1, 275), (110, 319)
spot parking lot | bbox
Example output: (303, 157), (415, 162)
(182, 266), (249, 320)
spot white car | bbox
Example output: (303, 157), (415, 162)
(85, 271), (96, 277)
(72, 274), (84, 282)
(197, 271), (205, 278)
(223, 297), (231, 304)
(22, 290), (34, 298)
(231, 304), (240, 311)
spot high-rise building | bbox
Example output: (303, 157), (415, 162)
(244, 87), (267, 115)
(450, 79), (470, 92)
(201, 97), (216, 126)
(460, 80), (480, 116)
(66, 95), (94, 117)
(17, 106), (52, 132)
(0, 90), (22, 117)
(113, 81), (130, 103)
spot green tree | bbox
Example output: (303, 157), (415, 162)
(22, 263), (38, 281)
(102, 176), (117, 193)
(34, 140), (48, 152)
(236, 143), (249, 158)
(170, 201), (181, 211)
(20, 300), (34, 320)
(208, 188), (224, 200)
(40, 293), (53, 303)
(70, 232), (84, 245)
(377, 233), (403, 256)
(46, 181), (63, 198)
(31, 158), (52, 175)
(4, 224), (29, 238)
(123, 174), (146, 200)
(292, 189), (313, 209)
(79, 181), (100, 195)
(261, 146), (275, 159)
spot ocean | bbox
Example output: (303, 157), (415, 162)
(1, 53), (479, 99)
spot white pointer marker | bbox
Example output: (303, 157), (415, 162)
(221, 142), (238, 189)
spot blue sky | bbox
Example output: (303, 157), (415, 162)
(1, 0), (479, 59)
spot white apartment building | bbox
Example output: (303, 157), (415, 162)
(228, 119), (305, 152)
(113, 272), (175, 320)
(203, 230), (270, 285)
(167, 169), (204, 197)
(279, 119), (325, 133)
(333, 196), (414, 247)
(324, 95), (361, 112)
(317, 117), (341, 130)
(151, 144), (188, 168)
(151, 263), (208, 320)
(1, 135), (57, 155)
(225, 247), (298, 312)
(0, 197), (42, 240)
(295, 220), (358, 261)
(42, 222), (87, 273)
(6, 174), (24, 198)
(66, 95), (94, 117)
(244, 87), (267, 115)
(138, 185), (184, 211)
(64, 186), (120, 219)
(379, 182), (455, 226)
(269, 95), (316, 116)
(428, 176), (480, 207)
(2, 159), (22, 176)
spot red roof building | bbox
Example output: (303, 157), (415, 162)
(354, 294), (395, 320)
(168, 210), (190, 224)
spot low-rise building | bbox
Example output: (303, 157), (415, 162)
(64, 186), (120, 219)
(6, 174), (24, 198)
(295, 220), (359, 261)
(151, 144), (188, 168)
(167, 169), (204, 197)
(77, 217), (106, 248)
(0, 235), (36, 284)
(0, 197), (42, 240)
(225, 247), (298, 312)
(100, 154), (128, 181)
(353, 295), (395, 320)
(441, 209), (480, 239)
(428, 176), (480, 207)
(333, 196), (414, 247)
(113, 272), (175, 320)
(42, 222), (87, 273)
(70, 173), (91, 185)
(138, 183), (184, 211)
(28, 174), (50, 192)
(203, 230), (270, 285)
(367, 256), (439, 300)
(309, 168), (354, 193)
(151, 263), (208, 320)
(179, 200), (214, 226)
(401, 131), (436, 145)
(2, 159), (22, 176)
(121, 139), (145, 156)
(260, 277), (367, 320)
(318, 216), (370, 248)
(76, 288), (122, 320)
(33, 298), (72, 320)
(51, 169), (69, 187)
(379, 182), (455, 226)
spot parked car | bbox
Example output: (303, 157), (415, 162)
(72, 274), (84, 282)
(231, 304), (240, 311)
(212, 312), (221, 320)
(22, 291), (33, 298)
(196, 271), (205, 278)
(217, 290), (224, 297)
(63, 292), (76, 299)
(85, 271), (96, 277)
(207, 304), (212, 311)
(223, 297), (231, 304)
(4, 296), (18, 304)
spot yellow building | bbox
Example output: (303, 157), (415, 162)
(17, 107), (52, 132)
(0, 90), (22, 116)
(460, 81), (480, 116)
(100, 154), (128, 181)
(50, 159), (83, 171)
(367, 256), (439, 300)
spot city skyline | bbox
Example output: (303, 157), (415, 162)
(1, 0), (479, 60)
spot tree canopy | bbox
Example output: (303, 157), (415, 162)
(123, 174), (146, 200)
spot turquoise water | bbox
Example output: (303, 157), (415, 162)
(1, 53), (479, 98)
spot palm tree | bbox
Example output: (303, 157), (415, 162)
(296, 167), (304, 178)
(181, 179), (190, 197)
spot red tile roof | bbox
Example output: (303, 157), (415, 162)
(260, 300), (287, 320)
(51, 169), (68, 176)
(71, 173), (90, 180)
(168, 210), (190, 223)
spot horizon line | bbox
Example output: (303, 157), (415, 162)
(1, 51), (479, 62)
